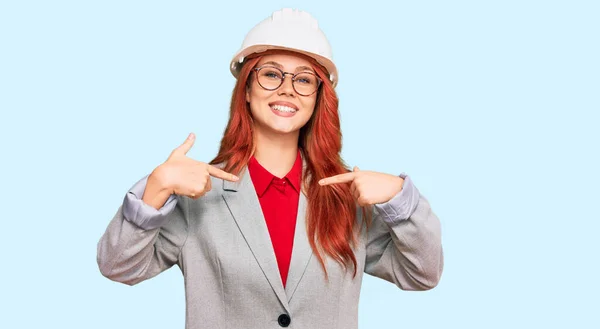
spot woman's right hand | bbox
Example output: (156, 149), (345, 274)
(142, 133), (239, 209)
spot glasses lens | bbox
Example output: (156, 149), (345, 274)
(257, 67), (283, 90)
(293, 72), (319, 95)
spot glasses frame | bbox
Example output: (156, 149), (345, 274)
(252, 65), (322, 96)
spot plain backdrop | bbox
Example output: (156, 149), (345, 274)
(1, 1), (598, 328)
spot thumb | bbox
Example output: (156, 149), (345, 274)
(353, 166), (360, 172)
(175, 133), (196, 155)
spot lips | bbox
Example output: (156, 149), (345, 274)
(268, 101), (299, 112)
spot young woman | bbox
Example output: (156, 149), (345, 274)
(97, 8), (443, 329)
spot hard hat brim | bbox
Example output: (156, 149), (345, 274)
(230, 44), (338, 88)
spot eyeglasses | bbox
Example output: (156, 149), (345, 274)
(253, 65), (322, 96)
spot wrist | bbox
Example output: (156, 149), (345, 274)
(150, 165), (174, 194)
(142, 168), (174, 210)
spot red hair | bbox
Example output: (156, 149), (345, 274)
(210, 51), (371, 279)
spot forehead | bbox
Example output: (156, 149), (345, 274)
(257, 53), (314, 71)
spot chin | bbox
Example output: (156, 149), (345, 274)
(269, 125), (300, 135)
(252, 112), (310, 136)
(266, 118), (307, 134)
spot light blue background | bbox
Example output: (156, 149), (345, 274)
(1, 0), (598, 328)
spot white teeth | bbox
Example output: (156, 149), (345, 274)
(271, 105), (297, 113)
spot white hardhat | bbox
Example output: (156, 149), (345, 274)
(230, 8), (338, 88)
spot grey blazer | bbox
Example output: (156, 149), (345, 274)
(97, 164), (443, 329)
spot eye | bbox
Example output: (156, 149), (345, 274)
(260, 68), (282, 80)
(295, 73), (317, 85)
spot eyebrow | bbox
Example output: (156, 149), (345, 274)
(262, 61), (315, 73)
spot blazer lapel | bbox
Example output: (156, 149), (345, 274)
(284, 190), (313, 302)
(222, 167), (290, 313)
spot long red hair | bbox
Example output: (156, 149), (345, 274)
(210, 51), (371, 279)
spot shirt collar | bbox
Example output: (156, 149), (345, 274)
(247, 149), (303, 197)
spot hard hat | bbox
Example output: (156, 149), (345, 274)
(230, 8), (338, 88)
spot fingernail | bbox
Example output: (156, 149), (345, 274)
(188, 133), (195, 140)
(233, 175), (239, 181)
(318, 180), (324, 185)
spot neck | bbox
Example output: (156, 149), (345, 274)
(252, 128), (299, 178)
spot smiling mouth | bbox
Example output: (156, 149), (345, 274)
(270, 104), (298, 113)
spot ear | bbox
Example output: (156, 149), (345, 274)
(245, 87), (250, 103)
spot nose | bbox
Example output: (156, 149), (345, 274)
(278, 73), (296, 96)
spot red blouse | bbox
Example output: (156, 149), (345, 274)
(247, 150), (302, 288)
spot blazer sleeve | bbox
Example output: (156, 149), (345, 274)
(96, 175), (189, 286)
(364, 175), (444, 290)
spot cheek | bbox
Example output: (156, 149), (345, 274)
(248, 89), (269, 112)
(302, 98), (317, 117)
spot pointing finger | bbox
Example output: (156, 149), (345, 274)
(319, 172), (357, 186)
(207, 165), (239, 182)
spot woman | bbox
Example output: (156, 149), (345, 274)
(97, 8), (443, 329)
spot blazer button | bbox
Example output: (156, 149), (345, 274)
(278, 314), (291, 327)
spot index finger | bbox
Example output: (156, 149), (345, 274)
(319, 172), (357, 186)
(207, 165), (239, 182)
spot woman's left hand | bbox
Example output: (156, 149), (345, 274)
(319, 167), (404, 206)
